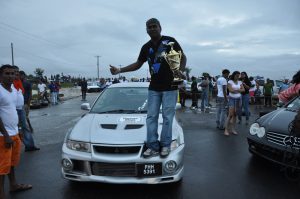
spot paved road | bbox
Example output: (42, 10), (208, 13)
(5, 94), (300, 199)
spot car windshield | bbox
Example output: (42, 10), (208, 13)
(90, 87), (148, 114)
(286, 97), (300, 111)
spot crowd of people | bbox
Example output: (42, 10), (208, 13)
(213, 69), (300, 136)
(37, 79), (61, 105)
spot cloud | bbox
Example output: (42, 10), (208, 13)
(0, 0), (299, 80)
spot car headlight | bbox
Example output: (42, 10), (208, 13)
(66, 140), (91, 152)
(170, 140), (179, 151)
(250, 123), (266, 138)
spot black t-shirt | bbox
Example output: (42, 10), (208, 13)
(81, 81), (87, 91)
(138, 36), (183, 91)
(241, 79), (252, 95)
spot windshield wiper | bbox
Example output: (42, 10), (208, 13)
(97, 109), (147, 114)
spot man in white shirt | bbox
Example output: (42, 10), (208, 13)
(37, 79), (50, 103)
(0, 64), (32, 199)
(216, 69), (230, 130)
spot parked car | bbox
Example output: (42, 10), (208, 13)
(61, 82), (185, 184)
(87, 81), (100, 92)
(247, 96), (300, 170)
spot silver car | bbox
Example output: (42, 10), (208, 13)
(61, 82), (184, 184)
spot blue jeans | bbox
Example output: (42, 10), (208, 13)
(201, 88), (208, 110)
(51, 92), (58, 104)
(216, 97), (227, 129)
(239, 94), (250, 121)
(146, 90), (177, 151)
(17, 108), (36, 149)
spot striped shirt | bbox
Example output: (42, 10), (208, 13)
(278, 83), (300, 104)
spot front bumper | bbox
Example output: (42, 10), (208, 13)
(247, 138), (300, 170)
(61, 143), (184, 184)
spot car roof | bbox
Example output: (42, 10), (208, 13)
(108, 82), (149, 88)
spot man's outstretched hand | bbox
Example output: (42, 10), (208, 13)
(110, 65), (120, 75)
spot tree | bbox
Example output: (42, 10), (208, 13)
(185, 67), (192, 81)
(34, 68), (44, 79)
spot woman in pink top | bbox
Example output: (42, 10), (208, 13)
(278, 70), (300, 104)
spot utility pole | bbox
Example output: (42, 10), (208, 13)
(95, 55), (101, 80)
(11, 42), (14, 66)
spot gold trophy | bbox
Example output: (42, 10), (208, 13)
(163, 42), (184, 84)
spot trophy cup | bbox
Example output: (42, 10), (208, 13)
(163, 42), (184, 84)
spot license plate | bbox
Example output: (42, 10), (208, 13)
(137, 163), (162, 177)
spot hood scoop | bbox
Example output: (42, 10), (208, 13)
(124, 124), (144, 129)
(101, 124), (117, 129)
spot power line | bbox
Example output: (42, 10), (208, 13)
(0, 21), (95, 56)
(15, 47), (93, 67)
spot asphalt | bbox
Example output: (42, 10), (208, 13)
(4, 94), (300, 199)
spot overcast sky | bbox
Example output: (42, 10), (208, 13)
(0, 0), (299, 80)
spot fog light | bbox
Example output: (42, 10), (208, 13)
(165, 160), (177, 173)
(62, 158), (73, 171)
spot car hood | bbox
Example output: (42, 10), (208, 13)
(69, 113), (180, 144)
(258, 108), (297, 134)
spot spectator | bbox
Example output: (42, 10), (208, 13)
(254, 84), (262, 109)
(37, 79), (50, 104)
(55, 81), (61, 103)
(278, 70), (300, 104)
(80, 78), (88, 101)
(278, 79), (289, 94)
(207, 76), (214, 107)
(17, 70), (39, 152)
(0, 64), (32, 199)
(238, 71), (252, 125)
(48, 81), (58, 105)
(99, 78), (108, 92)
(190, 76), (198, 110)
(200, 75), (209, 111)
(224, 71), (245, 136)
(263, 78), (273, 107)
(249, 77), (256, 104)
(216, 69), (230, 130)
(178, 78), (187, 108)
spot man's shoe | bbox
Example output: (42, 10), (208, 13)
(160, 147), (170, 158)
(143, 148), (159, 158)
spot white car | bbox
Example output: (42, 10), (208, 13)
(61, 82), (185, 184)
(87, 81), (100, 92)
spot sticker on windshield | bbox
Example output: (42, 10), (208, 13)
(287, 104), (293, 108)
(120, 117), (142, 123)
(138, 99), (147, 111)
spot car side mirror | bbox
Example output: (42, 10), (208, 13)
(81, 103), (91, 110)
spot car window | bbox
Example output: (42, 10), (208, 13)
(90, 87), (148, 113)
(286, 97), (300, 110)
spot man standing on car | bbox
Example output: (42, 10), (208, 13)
(109, 18), (186, 158)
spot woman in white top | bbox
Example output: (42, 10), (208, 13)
(224, 71), (245, 136)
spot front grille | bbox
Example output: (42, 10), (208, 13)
(93, 145), (141, 154)
(266, 132), (300, 149)
(248, 139), (300, 169)
(91, 162), (137, 177)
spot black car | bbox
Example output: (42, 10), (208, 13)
(247, 96), (300, 170)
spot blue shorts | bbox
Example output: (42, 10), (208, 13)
(228, 97), (241, 108)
